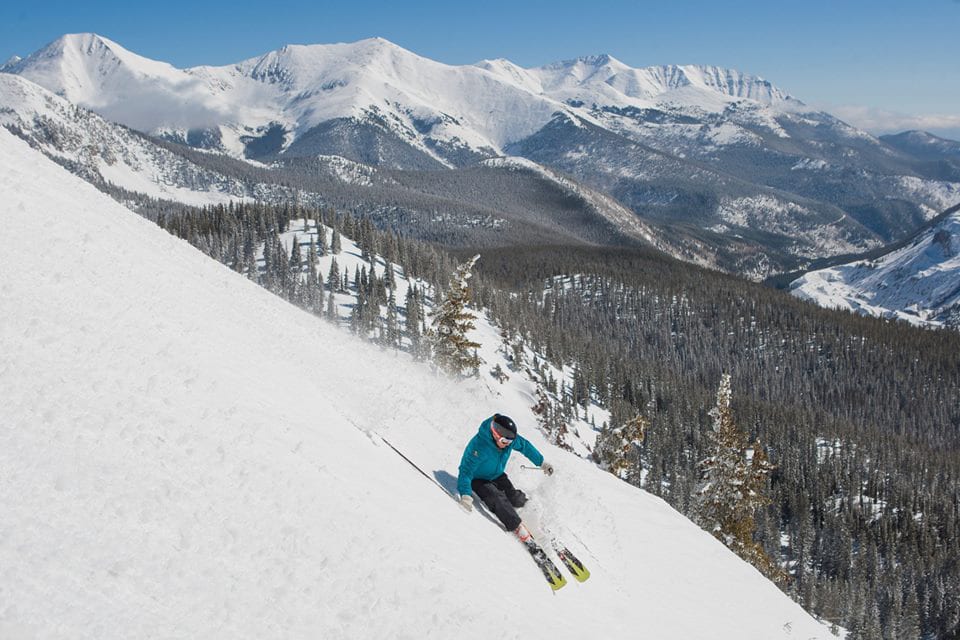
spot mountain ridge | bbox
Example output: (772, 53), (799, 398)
(6, 32), (803, 158)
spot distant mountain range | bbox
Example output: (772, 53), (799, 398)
(1, 34), (799, 161)
(3, 33), (959, 278)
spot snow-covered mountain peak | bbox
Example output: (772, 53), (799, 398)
(891, 130), (960, 151)
(678, 65), (798, 105)
(6, 33), (230, 132)
(472, 57), (544, 93)
(522, 57), (800, 116)
(542, 53), (627, 71)
(535, 54), (634, 90)
(531, 57), (798, 108)
(1, 54), (22, 70)
(8, 33), (184, 98)
(21, 32), (111, 61)
(879, 129), (960, 163)
(234, 35), (429, 84)
(561, 53), (629, 71)
(900, 130), (941, 144)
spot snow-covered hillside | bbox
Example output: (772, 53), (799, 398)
(0, 73), (270, 205)
(0, 127), (834, 638)
(791, 208), (960, 328)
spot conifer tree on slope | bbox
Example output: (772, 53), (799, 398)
(331, 229), (342, 255)
(595, 413), (649, 482)
(695, 374), (781, 581)
(404, 286), (422, 357)
(428, 255), (482, 377)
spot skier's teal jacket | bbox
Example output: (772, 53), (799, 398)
(457, 415), (544, 497)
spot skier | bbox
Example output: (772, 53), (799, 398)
(457, 414), (554, 542)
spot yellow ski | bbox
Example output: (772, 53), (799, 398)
(523, 539), (568, 591)
(554, 545), (591, 583)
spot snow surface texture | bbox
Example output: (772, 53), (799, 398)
(791, 211), (960, 328)
(0, 128), (833, 639)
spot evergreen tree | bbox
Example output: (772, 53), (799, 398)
(289, 235), (302, 270)
(595, 413), (649, 481)
(244, 252), (259, 282)
(404, 285), (422, 357)
(383, 260), (397, 291)
(385, 290), (399, 349)
(350, 286), (367, 335)
(326, 287), (338, 322)
(695, 374), (781, 581)
(317, 223), (328, 255)
(307, 237), (318, 283)
(242, 230), (256, 265)
(327, 258), (340, 293)
(531, 386), (573, 450)
(262, 235), (275, 290)
(427, 255), (482, 377)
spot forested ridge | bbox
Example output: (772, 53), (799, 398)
(470, 245), (960, 639)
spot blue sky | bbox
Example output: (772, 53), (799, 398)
(3, 0), (959, 136)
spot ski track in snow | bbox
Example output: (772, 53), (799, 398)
(0, 128), (833, 639)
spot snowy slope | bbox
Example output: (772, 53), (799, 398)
(0, 127), (834, 638)
(791, 209), (960, 328)
(3, 34), (234, 133)
(0, 73), (268, 205)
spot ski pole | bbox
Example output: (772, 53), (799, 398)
(520, 464), (542, 471)
(380, 436), (456, 500)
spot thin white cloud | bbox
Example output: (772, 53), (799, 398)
(92, 76), (235, 132)
(822, 104), (960, 137)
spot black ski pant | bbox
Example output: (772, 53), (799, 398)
(472, 473), (527, 531)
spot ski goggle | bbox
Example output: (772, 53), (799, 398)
(491, 424), (514, 447)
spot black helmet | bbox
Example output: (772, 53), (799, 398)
(492, 414), (518, 440)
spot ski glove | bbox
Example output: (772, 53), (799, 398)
(541, 462), (555, 476)
(459, 494), (474, 512)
